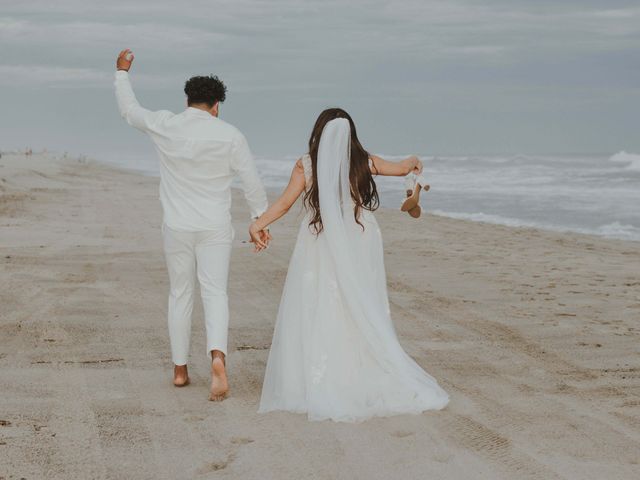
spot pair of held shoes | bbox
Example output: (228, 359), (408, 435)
(401, 175), (430, 218)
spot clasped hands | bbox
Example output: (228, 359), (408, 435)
(249, 223), (272, 252)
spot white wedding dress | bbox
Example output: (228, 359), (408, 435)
(258, 119), (449, 422)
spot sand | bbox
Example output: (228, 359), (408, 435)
(1, 152), (639, 479)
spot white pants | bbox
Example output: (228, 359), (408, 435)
(162, 223), (234, 365)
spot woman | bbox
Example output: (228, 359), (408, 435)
(250, 108), (448, 422)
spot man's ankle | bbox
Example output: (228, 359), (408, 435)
(211, 350), (226, 365)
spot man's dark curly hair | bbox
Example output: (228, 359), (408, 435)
(184, 75), (227, 107)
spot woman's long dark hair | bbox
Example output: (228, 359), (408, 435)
(303, 108), (379, 234)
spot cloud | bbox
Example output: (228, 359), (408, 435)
(2, 1), (639, 63)
(0, 0), (638, 154)
(0, 17), (226, 50)
(0, 65), (109, 86)
(0, 64), (177, 88)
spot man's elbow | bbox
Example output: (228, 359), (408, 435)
(115, 102), (130, 120)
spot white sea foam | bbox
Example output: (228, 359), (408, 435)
(430, 210), (541, 229)
(594, 221), (640, 241)
(431, 210), (640, 242)
(609, 151), (640, 171)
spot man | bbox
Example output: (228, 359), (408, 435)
(114, 49), (269, 401)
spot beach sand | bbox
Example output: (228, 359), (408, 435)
(1, 153), (639, 479)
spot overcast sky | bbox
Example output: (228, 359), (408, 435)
(1, 0), (639, 160)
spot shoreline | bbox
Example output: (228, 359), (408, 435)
(8, 150), (638, 243)
(1, 153), (639, 479)
(93, 153), (640, 244)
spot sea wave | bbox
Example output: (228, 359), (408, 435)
(609, 151), (640, 171)
(431, 210), (640, 242)
(93, 152), (640, 242)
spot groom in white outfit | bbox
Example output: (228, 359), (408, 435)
(114, 49), (269, 400)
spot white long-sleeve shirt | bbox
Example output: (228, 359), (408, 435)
(114, 70), (267, 231)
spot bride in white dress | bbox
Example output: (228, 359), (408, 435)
(249, 108), (449, 422)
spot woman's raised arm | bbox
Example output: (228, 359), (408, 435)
(369, 154), (423, 177)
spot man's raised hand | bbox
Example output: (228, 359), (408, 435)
(117, 49), (134, 72)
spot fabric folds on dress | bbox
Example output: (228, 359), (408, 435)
(259, 119), (449, 422)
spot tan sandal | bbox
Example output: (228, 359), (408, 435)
(401, 180), (430, 213)
(405, 189), (422, 218)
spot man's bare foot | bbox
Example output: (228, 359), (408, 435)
(174, 364), (190, 387)
(209, 353), (229, 401)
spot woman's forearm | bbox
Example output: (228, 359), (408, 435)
(370, 154), (422, 177)
(399, 157), (419, 175)
(254, 201), (290, 231)
(252, 159), (306, 232)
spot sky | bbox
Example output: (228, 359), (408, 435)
(0, 0), (639, 160)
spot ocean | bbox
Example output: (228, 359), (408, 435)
(96, 151), (640, 242)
